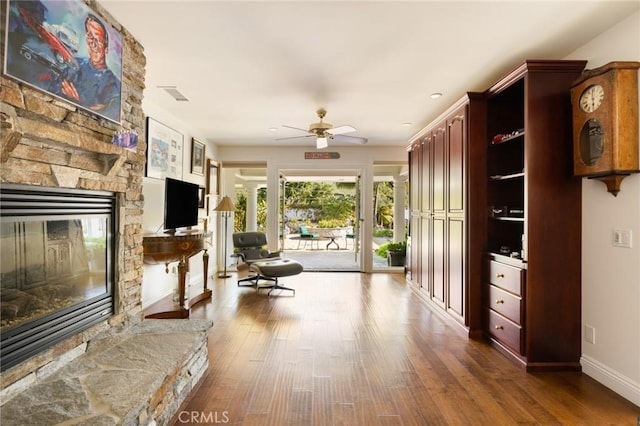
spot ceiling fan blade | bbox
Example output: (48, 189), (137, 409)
(276, 134), (315, 141)
(330, 135), (367, 144)
(326, 125), (356, 135)
(331, 134), (368, 144)
(282, 125), (311, 133)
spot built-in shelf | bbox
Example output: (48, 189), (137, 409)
(486, 251), (527, 268)
(489, 172), (525, 181)
(491, 216), (525, 222)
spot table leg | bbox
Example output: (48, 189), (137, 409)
(326, 237), (340, 250)
(202, 248), (209, 291)
(177, 256), (187, 309)
(189, 249), (213, 308)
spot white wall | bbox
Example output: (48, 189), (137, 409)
(566, 11), (640, 406)
(140, 101), (219, 308)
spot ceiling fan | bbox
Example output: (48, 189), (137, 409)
(278, 109), (368, 149)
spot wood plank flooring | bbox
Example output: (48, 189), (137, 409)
(168, 272), (639, 425)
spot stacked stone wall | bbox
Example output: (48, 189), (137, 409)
(0, 0), (147, 391)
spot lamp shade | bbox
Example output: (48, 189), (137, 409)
(213, 195), (236, 212)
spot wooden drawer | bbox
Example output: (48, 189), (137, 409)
(488, 260), (524, 296)
(488, 285), (523, 325)
(488, 309), (523, 354)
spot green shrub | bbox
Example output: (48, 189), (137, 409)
(373, 229), (393, 238)
(317, 219), (346, 228)
(375, 240), (406, 258)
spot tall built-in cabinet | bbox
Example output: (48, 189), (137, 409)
(483, 60), (586, 370)
(408, 60), (586, 371)
(407, 94), (485, 333)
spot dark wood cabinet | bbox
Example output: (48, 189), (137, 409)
(407, 95), (485, 332)
(483, 60), (586, 371)
(408, 60), (586, 366)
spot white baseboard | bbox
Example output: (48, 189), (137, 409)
(581, 354), (640, 407)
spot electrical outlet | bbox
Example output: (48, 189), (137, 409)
(585, 324), (596, 344)
(612, 229), (632, 248)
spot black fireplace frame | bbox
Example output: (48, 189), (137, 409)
(0, 184), (116, 372)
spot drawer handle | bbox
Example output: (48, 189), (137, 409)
(495, 299), (504, 304)
(495, 273), (505, 278)
(494, 325), (504, 330)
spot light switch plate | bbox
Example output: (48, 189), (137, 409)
(612, 229), (632, 248)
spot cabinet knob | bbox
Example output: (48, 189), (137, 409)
(495, 273), (504, 278)
(494, 325), (504, 330)
(495, 299), (504, 304)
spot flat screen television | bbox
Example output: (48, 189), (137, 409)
(164, 177), (199, 233)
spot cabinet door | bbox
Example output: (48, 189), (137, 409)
(432, 123), (446, 214)
(420, 216), (431, 295)
(447, 217), (465, 323)
(431, 216), (446, 307)
(447, 108), (466, 213)
(420, 135), (432, 213)
(410, 215), (421, 286)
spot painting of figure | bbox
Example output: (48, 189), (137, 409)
(4, 0), (123, 123)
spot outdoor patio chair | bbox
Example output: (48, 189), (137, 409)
(298, 225), (319, 238)
(296, 225), (321, 250)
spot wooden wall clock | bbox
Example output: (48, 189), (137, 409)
(570, 61), (640, 196)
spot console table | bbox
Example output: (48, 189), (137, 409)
(142, 231), (212, 318)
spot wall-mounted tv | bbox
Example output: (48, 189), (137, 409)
(164, 177), (199, 233)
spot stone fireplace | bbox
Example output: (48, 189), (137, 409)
(1, 0), (147, 392)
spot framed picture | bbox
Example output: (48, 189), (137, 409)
(206, 158), (219, 195)
(145, 117), (183, 180)
(198, 186), (206, 209)
(191, 138), (206, 175)
(4, 0), (123, 123)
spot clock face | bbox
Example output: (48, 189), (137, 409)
(579, 84), (605, 113)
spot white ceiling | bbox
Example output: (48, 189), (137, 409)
(100, 0), (639, 150)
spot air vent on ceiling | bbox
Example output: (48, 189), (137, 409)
(158, 86), (189, 102)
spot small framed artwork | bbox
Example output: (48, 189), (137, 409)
(191, 138), (206, 175)
(198, 186), (206, 209)
(145, 117), (183, 180)
(206, 158), (219, 195)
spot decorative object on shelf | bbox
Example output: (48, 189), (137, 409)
(570, 61), (640, 196)
(191, 138), (206, 175)
(214, 195), (236, 278)
(112, 130), (138, 151)
(491, 129), (525, 145)
(146, 117), (183, 180)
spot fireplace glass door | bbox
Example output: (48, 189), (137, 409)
(1, 216), (109, 331)
(0, 184), (115, 371)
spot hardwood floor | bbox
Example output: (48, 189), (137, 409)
(169, 272), (639, 425)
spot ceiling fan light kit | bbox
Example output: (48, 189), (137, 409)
(278, 108), (368, 149)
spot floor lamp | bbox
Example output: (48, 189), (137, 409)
(214, 195), (236, 278)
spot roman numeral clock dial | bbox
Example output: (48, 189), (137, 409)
(579, 84), (604, 113)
